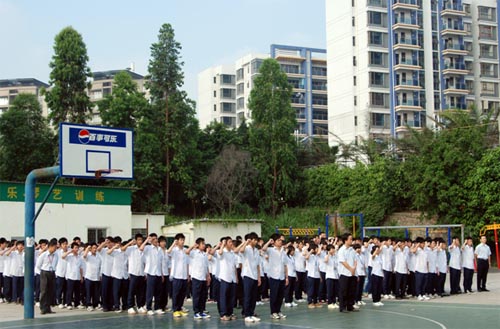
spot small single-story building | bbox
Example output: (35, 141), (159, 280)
(162, 218), (263, 246)
(0, 181), (164, 242)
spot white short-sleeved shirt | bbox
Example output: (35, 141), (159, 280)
(338, 246), (355, 277)
(170, 246), (188, 280)
(294, 247), (306, 272)
(110, 249), (127, 279)
(414, 247), (428, 274)
(3, 252), (12, 277)
(65, 253), (83, 281)
(436, 249), (447, 273)
(426, 247), (437, 274)
(218, 249), (236, 283)
(318, 250), (327, 272)
(325, 254), (339, 279)
(371, 254), (383, 277)
(55, 249), (67, 278)
(448, 245), (461, 270)
(10, 250), (24, 277)
(306, 254), (320, 278)
(287, 255), (296, 278)
(241, 246), (260, 280)
(84, 253), (101, 281)
(0, 248), (5, 273)
(143, 245), (163, 277)
(99, 248), (113, 277)
(394, 247), (408, 274)
(190, 249), (209, 281)
(381, 245), (393, 272)
(266, 247), (286, 281)
(161, 249), (170, 276)
(475, 243), (491, 260)
(462, 245), (474, 270)
(355, 253), (366, 276)
(125, 246), (144, 276)
(36, 251), (58, 272)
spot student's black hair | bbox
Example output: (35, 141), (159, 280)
(404, 238), (412, 242)
(58, 237), (68, 244)
(245, 232), (259, 241)
(16, 240), (24, 246)
(363, 237), (370, 243)
(148, 233), (158, 238)
(38, 239), (49, 245)
(70, 242), (79, 249)
(466, 236), (472, 240)
(415, 237), (424, 243)
(73, 236), (81, 241)
(0, 238), (6, 244)
(452, 236), (459, 240)
(88, 242), (97, 247)
(114, 236), (122, 243)
(195, 237), (205, 245)
(48, 240), (58, 248)
(234, 240), (242, 248)
(380, 237), (387, 242)
(286, 245), (295, 256)
(158, 236), (166, 243)
(341, 233), (352, 241)
(352, 243), (361, 250)
(326, 244), (334, 252)
(135, 233), (144, 240)
(425, 237), (432, 243)
(50, 238), (58, 245)
(371, 246), (379, 255)
(270, 233), (282, 242)
(320, 238), (328, 245)
(236, 235), (243, 241)
(220, 236), (232, 243)
(175, 233), (185, 240)
(206, 243), (212, 249)
(308, 243), (318, 252)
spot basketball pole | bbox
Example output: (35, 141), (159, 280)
(24, 166), (60, 319)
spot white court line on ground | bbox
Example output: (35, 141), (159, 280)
(0, 314), (125, 329)
(392, 303), (499, 311)
(367, 309), (447, 329)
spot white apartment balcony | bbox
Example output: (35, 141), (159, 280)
(394, 79), (422, 91)
(393, 38), (421, 50)
(395, 120), (424, 133)
(395, 99), (423, 112)
(393, 17), (420, 31)
(393, 58), (421, 71)
(443, 82), (469, 95)
(440, 2), (466, 17)
(442, 62), (468, 76)
(442, 43), (468, 56)
(392, 0), (419, 11)
(441, 23), (467, 36)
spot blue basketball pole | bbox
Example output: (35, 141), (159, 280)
(325, 214), (329, 237)
(24, 166), (59, 319)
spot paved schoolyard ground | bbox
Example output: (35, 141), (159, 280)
(0, 270), (498, 329)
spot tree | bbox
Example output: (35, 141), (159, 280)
(43, 26), (93, 128)
(0, 94), (55, 181)
(248, 58), (299, 216)
(206, 145), (257, 214)
(146, 23), (200, 210)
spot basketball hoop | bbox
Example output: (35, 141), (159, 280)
(95, 169), (123, 179)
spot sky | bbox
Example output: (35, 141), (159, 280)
(0, 0), (327, 104)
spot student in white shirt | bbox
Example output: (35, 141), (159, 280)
(34, 239), (48, 305)
(167, 233), (189, 318)
(462, 237), (475, 293)
(83, 242), (101, 311)
(393, 240), (408, 299)
(305, 242), (321, 308)
(436, 239), (448, 297)
(121, 234), (145, 314)
(36, 240), (58, 314)
(370, 246), (384, 306)
(235, 232), (261, 323)
(8, 241), (25, 304)
(54, 238), (69, 307)
(187, 237), (211, 320)
(284, 245), (297, 308)
(158, 236), (171, 312)
(1, 241), (14, 303)
(448, 237), (462, 294)
(318, 241), (328, 303)
(325, 243), (339, 309)
(217, 236), (237, 321)
(293, 239), (307, 302)
(107, 236), (128, 312)
(62, 242), (84, 309)
(380, 237), (394, 299)
(0, 237), (7, 303)
(425, 238), (438, 297)
(262, 234), (288, 320)
(140, 233), (164, 315)
(475, 235), (492, 292)
(97, 236), (115, 312)
(337, 233), (357, 313)
(354, 244), (366, 306)
(411, 237), (429, 301)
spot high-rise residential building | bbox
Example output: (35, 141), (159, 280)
(0, 78), (49, 116)
(326, 0), (500, 146)
(197, 45), (329, 140)
(197, 64), (238, 128)
(89, 69), (147, 124)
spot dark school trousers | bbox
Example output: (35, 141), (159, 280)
(12, 276), (24, 302)
(436, 272), (446, 296)
(268, 277), (285, 314)
(355, 275), (365, 302)
(371, 274), (383, 303)
(145, 275), (160, 311)
(55, 275), (66, 305)
(219, 279), (235, 317)
(307, 277), (320, 304)
(477, 259), (489, 290)
(295, 271), (306, 300)
(449, 267), (461, 294)
(40, 270), (56, 313)
(127, 274), (145, 309)
(394, 272), (407, 298)
(243, 276), (258, 317)
(172, 278), (188, 312)
(101, 274), (113, 311)
(34, 274), (41, 302)
(463, 268), (474, 292)
(415, 271), (427, 296)
(85, 279), (99, 308)
(326, 278), (338, 304)
(284, 276), (296, 304)
(338, 275), (356, 311)
(382, 270), (392, 295)
(112, 277), (128, 310)
(192, 278), (208, 314)
(66, 279), (81, 307)
(365, 266), (372, 293)
(158, 275), (170, 310)
(426, 273), (437, 295)
(319, 271), (327, 301)
(212, 277), (221, 314)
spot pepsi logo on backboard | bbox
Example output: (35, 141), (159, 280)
(69, 127), (126, 148)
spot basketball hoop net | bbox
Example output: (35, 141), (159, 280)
(95, 169), (123, 179)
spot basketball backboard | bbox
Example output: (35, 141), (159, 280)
(59, 122), (133, 180)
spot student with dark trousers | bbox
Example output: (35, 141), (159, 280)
(262, 234), (288, 320)
(35, 240), (58, 314)
(475, 235), (492, 292)
(217, 237), (237, 321)
(338, 234), (357, 313)
(167, 233), (190, 318)
(448, 237), (462, 295)
(187, 237), (211, 319)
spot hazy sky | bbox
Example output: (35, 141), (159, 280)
(0, 0), (326, 103)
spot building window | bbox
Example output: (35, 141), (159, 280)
(281, 64), (301, 74)
(354, 116), (358, 126)
(311, 66), (327, 76)
(221, 88), (235, 99)
(221, 74), (235, 85)
(352, 16), (355, 26)
(132, 228), (147, 237)
(214, 104), (217, 112)
(353, 36), (356, 46)
(236, 68), (244, 81)
(353, 56), (357, 66)
(221, 102), (236, 112)
(214, 90), (216, 97)
(237, 97), (245, 110)
(354, 96), (357, 106)
(213, 76), (217, 84)
(87, 228), (106, 244)
(353, 76), (357, 86)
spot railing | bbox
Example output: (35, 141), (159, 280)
(480, 52), (498, 59)
(393, 0), (417, 5)
(395, 38), (419, 46)
(396, 58), (419, 66)
(443, 63), (466, 70)
(396, 99), (420, 106)
(443, 43), (465, 51)
(396, 120), (422, 128)
(445, 83), (467, 89)
(396, 79), (420, 87)
(368, 0), (387, 8)
(442, 2), (463, 11)
(395, 17), (418, 25)
(442, 22), (464, 31)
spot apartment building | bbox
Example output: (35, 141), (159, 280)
(326, 0), (500, 146)
(0, 78), (49, 116)
(198, 45), (329, 140)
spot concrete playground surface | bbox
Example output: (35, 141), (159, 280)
(0, 270), (498, 329)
